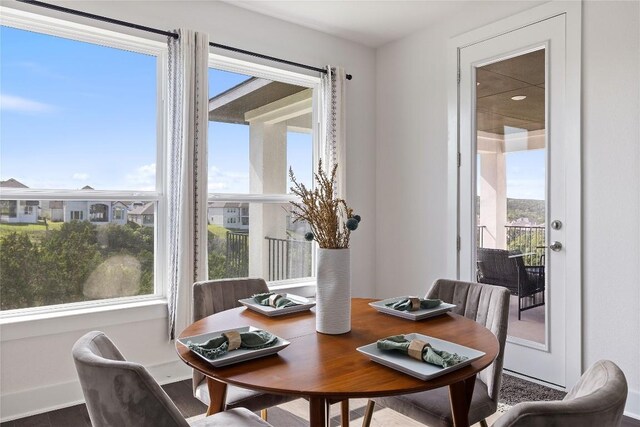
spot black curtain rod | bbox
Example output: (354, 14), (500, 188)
(16, 0), (353, 80)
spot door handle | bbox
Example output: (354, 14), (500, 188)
(548, 241), (562, 252)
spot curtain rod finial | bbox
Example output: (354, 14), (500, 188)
(346, 74), (353, 80)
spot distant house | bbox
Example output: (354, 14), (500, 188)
(223, 202), (249, 231)
(111, 201), (129, 226)
(40, 200), (64, 222)
(128, 202), (154, 227)
(0, 178), (39, 224)
(509, 217), (541, 227)
(207, 201), (225, 225)
(62, 186), (131, 225)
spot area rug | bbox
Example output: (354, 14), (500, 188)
(499, 373), (566, 406)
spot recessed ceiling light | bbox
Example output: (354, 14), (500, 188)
(511, 95), (527, 101)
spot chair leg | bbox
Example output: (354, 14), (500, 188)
(260, 409), (268, 420)
(361, 400), (375, 427)
(480, 419), (489, 427)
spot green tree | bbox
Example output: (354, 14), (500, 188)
(38, 221), (101, 305)
(0, 232), (39, 310)
(100, 223), (154, 295)
(207, 231), (227, 279)
(134, 226), (154, 294)
(507, 230), (545, 265)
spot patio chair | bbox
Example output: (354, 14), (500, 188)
(72, 331), (272, 427)
(477, 248), (545, 320)
(362, 279), (510, 427)
(493, 360), (628, 427)
(191, 278), (297, 420)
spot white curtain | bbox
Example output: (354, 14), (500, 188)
(166, 29), (209, 339)
(321, 66), (347, 198)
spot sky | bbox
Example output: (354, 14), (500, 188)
(1, 25), (540, 200)
(208, 69), (312, 194)
(505, 149), (545, 200)
(0, 26), (312, 194)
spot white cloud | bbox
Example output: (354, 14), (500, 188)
(208, 166), (249, 193)
(125, 163), (156, 191)
(0, 94), (54, 113)
(72, 173), (90, 181)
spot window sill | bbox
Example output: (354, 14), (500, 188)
(269, 279), (316, 298)
(0, 298), (168, 342)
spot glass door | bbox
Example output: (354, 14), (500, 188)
(475, 49), (547, 345)
(458, 14), (574, 387)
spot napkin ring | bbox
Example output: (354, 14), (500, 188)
(409, 297), (421, 311)
(268, 293), (283, 307)
(222, 331), (242, 351)
(408, 339), (427, 360)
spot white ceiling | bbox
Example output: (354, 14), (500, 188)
(223, 1), (540, 48)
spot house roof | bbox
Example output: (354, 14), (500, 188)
(0, 178), (29, 188)
(129, 202), (154, 215)
(81, 185), (94, 190)
(208, 201), (227, 208)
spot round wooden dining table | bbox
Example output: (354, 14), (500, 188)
(176, 298), (499, 427)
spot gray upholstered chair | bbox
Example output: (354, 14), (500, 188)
(72, 331), (272, 427)
(191, 278), (296, 418)
(493, 360), (628, 427)
(363, 279), (511, 427)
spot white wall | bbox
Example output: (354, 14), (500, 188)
(581, 0), (640, 417)
(0, 0), (376, 421)
(375, 0), (543, 297)
(376, 0), (639, 418)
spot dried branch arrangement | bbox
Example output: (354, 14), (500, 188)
(289, 161), (361, 249)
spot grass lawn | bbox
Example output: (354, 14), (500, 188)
(0, 221), (63, 238)
(208, 224), (230, 240)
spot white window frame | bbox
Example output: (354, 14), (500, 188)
(113, 206), (125, 220)
(207, 54), (321, 288)
(0, 200), (17, 218)
(0, 8), (168, 319)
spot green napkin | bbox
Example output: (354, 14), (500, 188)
(377, 335), (468, 368)
(253, 292), (300, 308)
(385, 298), (442, 311)
(187, 330), (278, 360)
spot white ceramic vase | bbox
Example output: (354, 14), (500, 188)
(315, 248), (351, 334)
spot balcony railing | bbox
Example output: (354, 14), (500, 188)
(226, 231), (248, 277)
(265, 236), (313, 282)
(478, 225), (546, 265)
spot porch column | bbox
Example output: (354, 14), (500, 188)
(248, 122), (287, 278)
(478, 146), (507, 249)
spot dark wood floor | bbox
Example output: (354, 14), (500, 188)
(2, 379), (639, 426)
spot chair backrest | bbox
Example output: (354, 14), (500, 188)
(191, 277), (269, 392)
(477, 248), (522, 294)
(72, 331), (188, 427)
(493, 360), (628, 427)
(192, 278), (269, 322)
(426, 279), (510, 406)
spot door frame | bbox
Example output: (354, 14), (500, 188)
(446, 1), (582, 387)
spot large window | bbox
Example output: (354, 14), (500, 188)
(0, 14), (165, 312)
(207, 60), (318, 284)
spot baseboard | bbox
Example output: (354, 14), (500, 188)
(0, 359), (192, 422)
